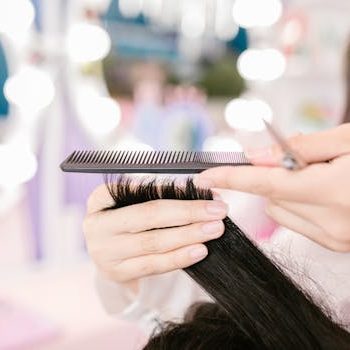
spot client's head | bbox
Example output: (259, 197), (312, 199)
(105, 176), (350, 350)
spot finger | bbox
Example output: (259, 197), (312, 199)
(269, 199), (322, 228)
(109, 244), (208, 282)
(265, 203), (330, 248)
(86, 184), (115, 214)
(88, 199), (228, 236)
(246, 124), (350, 166)
(271, 199), (350, 248)
(196, 163), (330, 204)
(105, 220), (224, 259)
(265, 204), (350, 251)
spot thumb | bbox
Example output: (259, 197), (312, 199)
(245, 124), (350, 166)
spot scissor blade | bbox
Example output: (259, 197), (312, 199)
(263, 120), (307, 170)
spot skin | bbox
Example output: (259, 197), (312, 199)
(83, 188), (228, 291)
(196, 123), (350, 253)
(84, 124), (350, 290)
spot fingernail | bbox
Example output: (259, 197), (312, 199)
(206, 201), (228, 216)
(202, 221), (224, 235)
(193, 175), (214, 189)
(212, 191), (222, 201)
(189, 246), (208, 261)
(245, 146), (272, 159)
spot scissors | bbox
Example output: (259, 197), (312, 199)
(263, 120), (307, 171)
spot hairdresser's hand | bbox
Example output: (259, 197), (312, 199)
(196, 124), (350, 252)
(83, 188), (227, 290)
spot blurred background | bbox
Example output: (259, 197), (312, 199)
(0, 0), (349, 349)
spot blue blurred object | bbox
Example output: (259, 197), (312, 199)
(106, 21), (179, 61)
(102, 0), (248, 61)
(102, 0), (147, 24)
(0, 40), (9, 118)
(227, 27), (249, 54)
(102, 0), (178, 60)
(133, 100), (214, 151)
(30, 0), (43, 32)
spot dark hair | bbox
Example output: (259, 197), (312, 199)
(344, 39), (350, 123)
(105, 176), (350, 349)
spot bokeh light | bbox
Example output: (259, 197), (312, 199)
(203, 135), (243, 152)
(0, 0), (35, 38)
(77, 90), (121, 137)
(232, 0), (282, 28)
(67, 23), (111, 63)
(115, 136), (154, 151)
(225, 98), (273, 131)
(142, 0), (163, 19)
(237, 48), (286, 81)
(215, 0), (239, 41)
(4, 65), (55, 115)
(181, 3), (206, 39)
(0, 145), (38, 188)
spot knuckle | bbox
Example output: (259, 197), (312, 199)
(287, 135), (304, 153)
(86, 193), (96, 214)
(86, 184), (112, 214)
(140, 232), (160, 254)
(185, 202), (198, 222)
(253, 170), (276, 197)
(171, 250), (185, 270)
(174, 201), (198, 224)
(266, 170), (283, 198)
(143, 200), (160, 220)
(264, 201), (278, 219)
(86, 185), (104, 213)
(127, 201), (159, 233)
(85, 240), (106, 263)
(254, 182), (270, 196)
(140, 258), (157, 277)
(108, 266), (127, 283)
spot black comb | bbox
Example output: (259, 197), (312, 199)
(60, 150), (251, 174)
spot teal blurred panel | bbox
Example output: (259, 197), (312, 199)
(0, 41), (9, 118)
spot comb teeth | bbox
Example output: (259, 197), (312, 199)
(194, 152), (245, 163)
(61, 150), (251, 174)
(65, 150), (248, 165)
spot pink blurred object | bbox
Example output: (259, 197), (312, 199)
(219, 190), (278, 242)
(0, 263), (147, 350)
(0, 300), (61, 350)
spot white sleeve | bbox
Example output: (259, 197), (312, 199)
(260, 227), (350, 324)
(95, 270), (211, 334)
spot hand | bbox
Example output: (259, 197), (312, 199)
(83, 185), (227, 289)
(195, 124), (350, 252)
